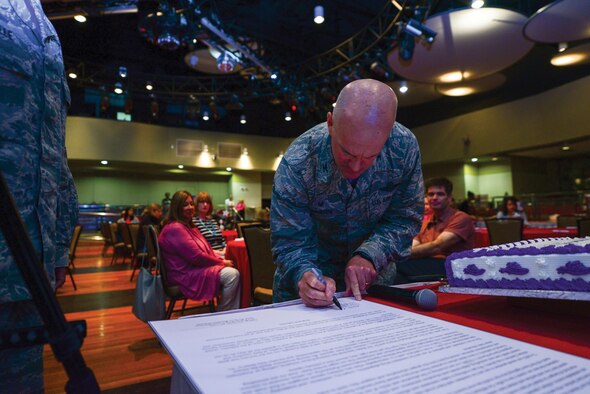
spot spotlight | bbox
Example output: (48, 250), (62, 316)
(558, 42), (568, 53)
(216, 51), (235, 73)
(398, 32), (415, 61)
(118, 66), (128, 78)
(203, 112), (210, 121)
(404, 19), (437, 44)
(369, 61), (393, 81)
(145, 82), (153, 90)
(240, 114), (247, 124)
(285, 112), (292, 121)
(74, 15), (87, 23)
(314, 5), (324, 24)
(242, 148), (248, 156)
(67, 69), (78, 79)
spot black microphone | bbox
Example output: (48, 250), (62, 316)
(367, 285), (438, 311)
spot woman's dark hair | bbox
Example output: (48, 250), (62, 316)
(123, 207), (135, 220)
(195, 192), (214, 215)
(500, 196), (518, 215)
(163, 190), (194, 227)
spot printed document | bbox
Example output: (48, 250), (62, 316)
(150, 298), (590, 393)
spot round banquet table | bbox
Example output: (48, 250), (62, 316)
(474, 227), (578, 248)
(225, 239), (251, 308)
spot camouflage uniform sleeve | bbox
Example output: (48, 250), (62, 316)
(55, 150), (78, 268)
(355, 132), (424, 276)
(270, 158), (319, 301)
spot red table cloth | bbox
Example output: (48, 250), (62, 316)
(474, 227), (578, 248)
(225, 239), (251, 308)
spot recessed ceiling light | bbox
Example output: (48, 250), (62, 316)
(491, 157), (498, 161)
(100, 160), (108, 165)
(177, 164), (184, 169)
(74, 15), (87, 23)
(471, 157), (478, 162)
(561, 145), (570, 151)
(226, 167), (232, 172)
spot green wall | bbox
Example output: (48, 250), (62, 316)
(73, 173), (229, 207)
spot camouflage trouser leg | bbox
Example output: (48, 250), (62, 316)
(0, 301), (43, 394)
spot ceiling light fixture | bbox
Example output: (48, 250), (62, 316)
(558, 42), (568, 53)
(471, 0), (484, 9)
(74, 14), (87, 23)
(399, 80), (409, 93)
(118, 66), (128, 78)
(67, 69), (78, 79)
(242, 147), (249, 156)
(145, 82), (153, 90)
(203, 112), (210, 121)
(561, 144), (571, 151)
(240, 114), (247, 124)
(285, 111), (292, 121)
(226, 167), (232, 172)
(178, 164), (184, 169)
(113, 82), (123, 94)
(314, 5), (325, 24)
(471, 157), (478, 162)
(100, 160), (108, 165)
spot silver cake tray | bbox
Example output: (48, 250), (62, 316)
(438, 286), (590, 301)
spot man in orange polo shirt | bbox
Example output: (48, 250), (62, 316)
(394, 177), (474, 284)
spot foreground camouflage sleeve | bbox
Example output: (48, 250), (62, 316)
(55, 153), (78, 268)
(355, 129), (424, 279)
(271, 152), (319, 302)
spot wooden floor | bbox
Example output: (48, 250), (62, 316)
(43, 237), (212, 393)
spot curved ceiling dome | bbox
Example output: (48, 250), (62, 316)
(524, 0), (590, 43)
(388, 8), (533, 84)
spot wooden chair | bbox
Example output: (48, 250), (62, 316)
(241, 225), (274, 305)
(578, 218), (590, 237)
(485, 218), (523, 245)
(66, 224), (83, 290)
(130, 225), (149, 282)
(236, 221), (261, 238)
(117, 222), (135, 263)
(109, 223), (128, 265)
(148, 225), (215, 319)
(557, 215), (580, 228)
(100, 222), (113, 257)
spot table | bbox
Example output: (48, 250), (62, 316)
(225, 239), (251, 308)
(474, 227), (578, 248)
(222, 229), (238, 243)
(366, 284), (590, 359)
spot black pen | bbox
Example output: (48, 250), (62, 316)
(311, 268), (342, 310)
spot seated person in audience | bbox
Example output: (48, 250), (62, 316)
(395, 177), (474, 284)
(192, 192), (226, 257)
(117, 207), (140, 224)
(423, 195), (433, 223)
(159, 191), (240, 311)
(497, 196), (528, 225)
(137, 203), (162, 252)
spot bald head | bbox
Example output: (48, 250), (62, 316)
(327, 79), (399, 180)
(332, 79), (398, 142)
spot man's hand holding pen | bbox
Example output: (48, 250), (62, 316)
(298, 268), (339, 308)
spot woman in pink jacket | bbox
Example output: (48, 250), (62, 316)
(159, 190), (241, 311)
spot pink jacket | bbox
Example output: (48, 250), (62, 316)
(158, 221), (224, 301)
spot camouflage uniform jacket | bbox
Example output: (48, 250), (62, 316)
(0, 0), (78, 303)
(271, 122), (424, 302)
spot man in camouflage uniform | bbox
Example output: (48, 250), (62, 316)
(271, 79), (423, 306)
(0, 0), (78, 392)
